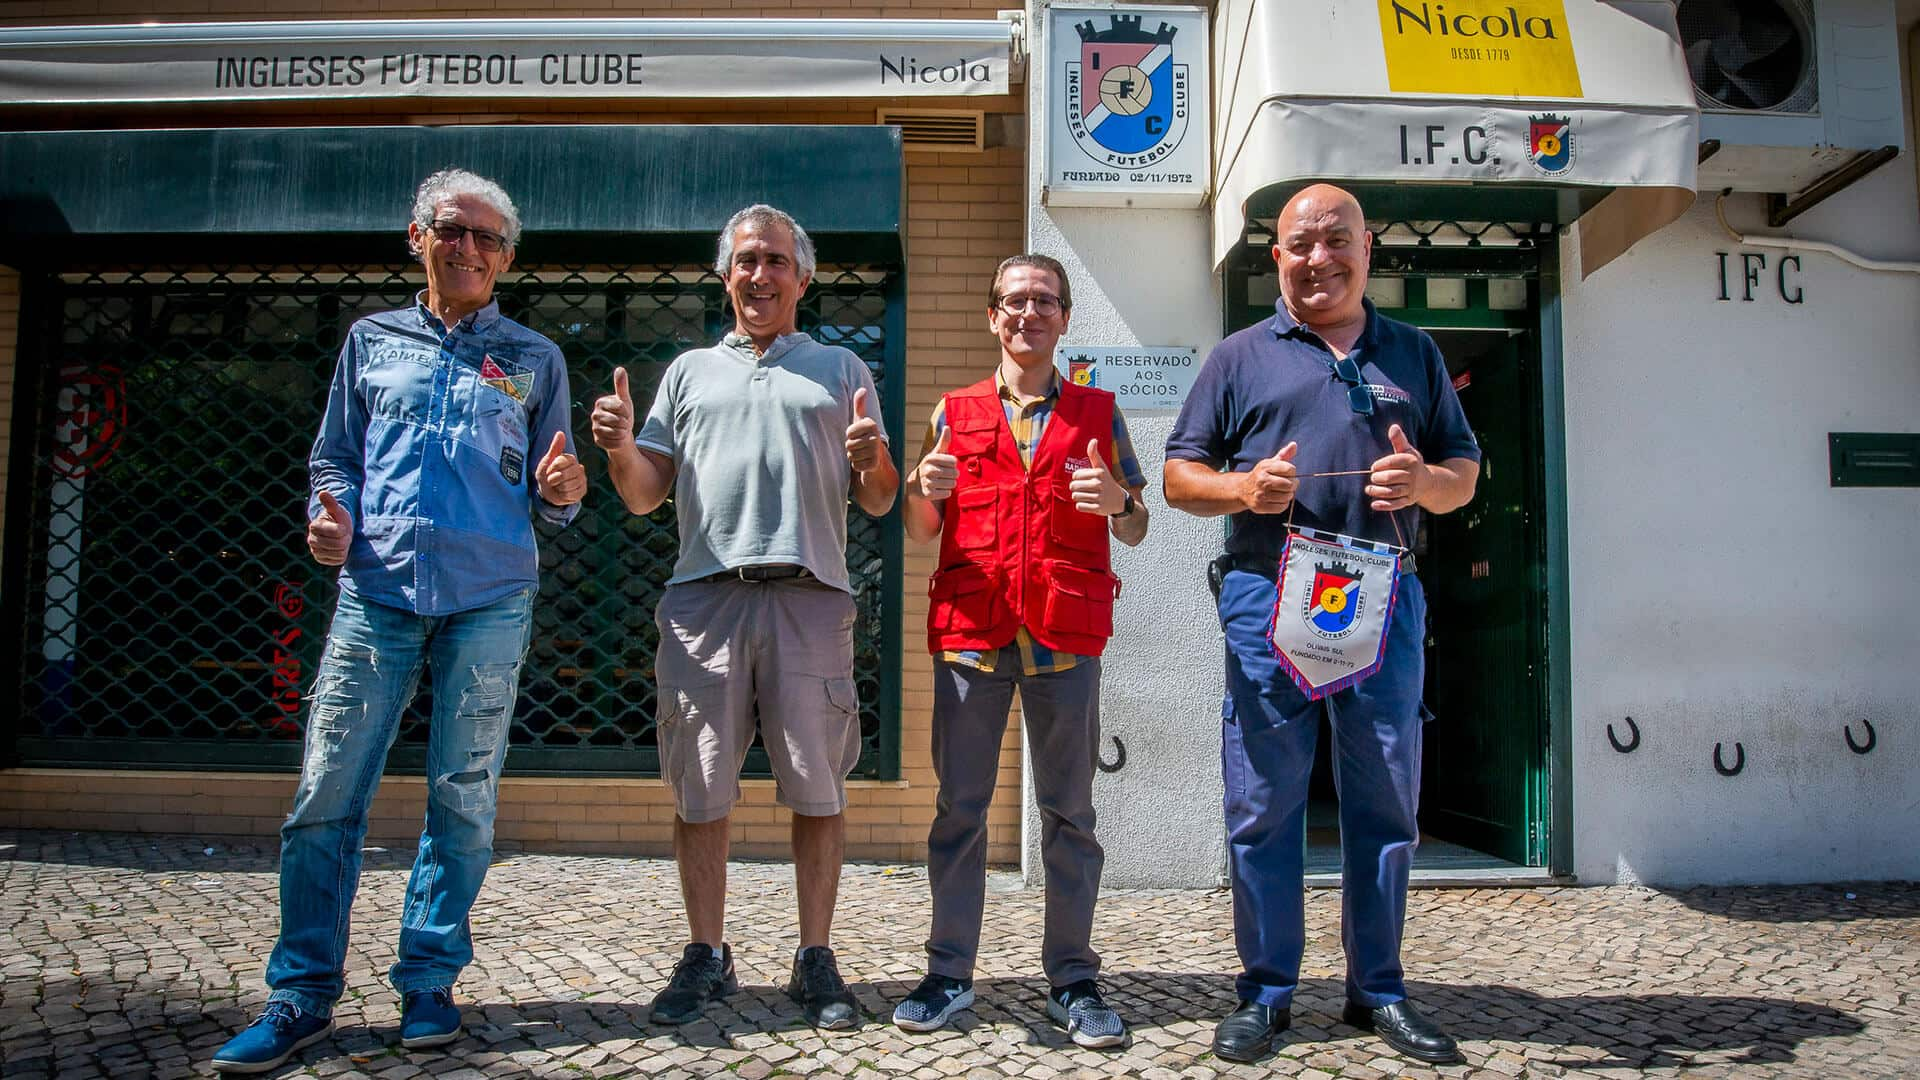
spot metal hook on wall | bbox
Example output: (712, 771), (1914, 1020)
(1844, 719), (1877, 755)
(1097, 735), (1127, 774)
(1713, 741), (1745, 777)
(1606, 716), (1640, 753)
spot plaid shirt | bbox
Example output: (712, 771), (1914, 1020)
(921, 370), (1145, 676)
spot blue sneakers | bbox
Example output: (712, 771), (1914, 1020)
(399, 987), (464, 1049)
(210, 1001), (333, 1074)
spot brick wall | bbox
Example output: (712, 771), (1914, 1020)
(0, 3), (1029, 865)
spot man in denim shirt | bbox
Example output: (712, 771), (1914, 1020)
(214, 169), (586, 1074)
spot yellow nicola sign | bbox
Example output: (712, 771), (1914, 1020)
(1377, 0), (1583, 98)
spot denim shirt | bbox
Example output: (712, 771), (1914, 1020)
(308, 296), (578, 616)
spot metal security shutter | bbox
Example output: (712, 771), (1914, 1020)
(6, 262), (903, 779)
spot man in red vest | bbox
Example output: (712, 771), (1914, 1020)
(892, 253), (1149, 1048)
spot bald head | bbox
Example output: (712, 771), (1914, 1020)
(1279, 184), (1366, 233)
(1272, 183), (1372, 333)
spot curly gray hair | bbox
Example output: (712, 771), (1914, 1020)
(714, 204), (816, 279)
(411, 168), (522, 249)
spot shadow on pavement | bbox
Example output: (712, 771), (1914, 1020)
(1381, 980), (1864, 1070)
(9, 971), (1869, 1078)
(1656, 882), (1920, 923)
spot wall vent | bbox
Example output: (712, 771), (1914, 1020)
(878, 108), (985, 152)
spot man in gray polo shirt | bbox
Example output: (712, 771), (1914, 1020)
(590, 204), (898, 1031)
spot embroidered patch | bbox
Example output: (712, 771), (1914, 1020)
(479, 354), (534, 402)
(1063, 455), (1090, 473)
(500, 444), (524, 486)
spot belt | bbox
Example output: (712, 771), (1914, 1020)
(692, 564), (813, 584)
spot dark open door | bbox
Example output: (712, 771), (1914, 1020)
(1421, 326), (1549, 865)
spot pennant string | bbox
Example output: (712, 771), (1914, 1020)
(1286, 470), (1409, 551)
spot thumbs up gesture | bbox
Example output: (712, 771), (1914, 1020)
(913, 426), (957, 500)
(1240, 442), (1298, 514)
(1366, 424), (1427, 511)
(845, 386), (884, 472)
(307, 490), (353, 566)
(591, 366), (637, 452)
(1071, 438), (1127, 516)
(535, 430), (587, 507)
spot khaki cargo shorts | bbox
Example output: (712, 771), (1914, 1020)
(653, 575), (862, 822)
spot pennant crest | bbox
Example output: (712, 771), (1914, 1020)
(1306, 561), (1364, 638)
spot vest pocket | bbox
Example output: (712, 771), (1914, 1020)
(1041, 560), (1119, 639)
(951, 485), (998, 550)
(1048, 489), (1109, 554)
(929, 562), (1000, 633)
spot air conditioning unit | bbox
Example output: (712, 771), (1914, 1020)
(1681, 0), (1905, 200)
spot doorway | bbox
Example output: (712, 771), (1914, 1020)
(1227, 241), (1555, 874)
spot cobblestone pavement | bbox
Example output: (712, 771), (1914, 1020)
(3, 830), (1916, 1079)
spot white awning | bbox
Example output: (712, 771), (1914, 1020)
(1213, 0), (1699, 276)
(0, 17), (1015, 104)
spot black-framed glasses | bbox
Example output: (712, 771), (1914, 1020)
(1332, 355), (1375, 416)
(428, 220), (508, 253)
(992, 293), (1064, 317)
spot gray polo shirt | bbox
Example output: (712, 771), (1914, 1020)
(636, 331), (886, 593)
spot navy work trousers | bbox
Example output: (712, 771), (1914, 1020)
(1217, 567), (1427, 1010)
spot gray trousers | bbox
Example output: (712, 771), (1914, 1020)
(925, 655), (1105, 986)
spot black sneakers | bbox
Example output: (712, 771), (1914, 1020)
(786, 945), (860, 1030)
(649, 942), (737, 1025)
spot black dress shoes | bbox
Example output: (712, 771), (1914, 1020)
(1212, 1001), (1290, 1063)
(1342, 999), (1460, 1064)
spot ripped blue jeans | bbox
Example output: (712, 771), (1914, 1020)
(265, 585), (533, 1017)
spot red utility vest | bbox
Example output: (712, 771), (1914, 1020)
(927, 376), (1122, 658)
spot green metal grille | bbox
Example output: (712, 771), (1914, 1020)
(6, 263), (903, 779)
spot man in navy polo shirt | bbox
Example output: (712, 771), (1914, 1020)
(1164, 184), (1480, 1066)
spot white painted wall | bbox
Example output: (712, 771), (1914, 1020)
(1561, 184), (1920, 884)
(1020, 1), (1228, 889)
(1561, 9), (1920, 885)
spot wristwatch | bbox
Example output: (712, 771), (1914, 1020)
(1110, 492), (1137, 518)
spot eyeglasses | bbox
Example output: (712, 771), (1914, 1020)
(993, 293), (1064, 317)
(1331, 355), (1375, 416)
(427, 220), (508, 254)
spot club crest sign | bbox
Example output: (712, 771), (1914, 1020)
(1067, 14), (1189, 169)
(1046, 5), (1208, 208)
(1527, 113), (1575, 176)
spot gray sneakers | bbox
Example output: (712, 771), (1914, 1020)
(892, 972), (976, 1032)
(1046, 979), (1127, 1049)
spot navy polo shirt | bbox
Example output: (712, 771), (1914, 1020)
(1166, 298), (1480, 559)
